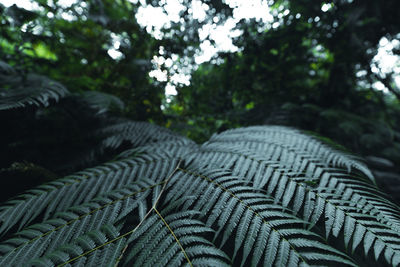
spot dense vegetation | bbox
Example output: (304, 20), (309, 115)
(1, 64), (400, 266)
(1, 0), (400, 266)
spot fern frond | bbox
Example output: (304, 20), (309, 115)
(208, 126), (374, 182)
(99, 120), (187, 149)
(0, 61), (15, 75)
(189, 142), (400, 265)
(0, 154), (180, 236)
(1, 124), (400, 266)
(0, 179), (161, 265)
(194, 143), (400, 232)
(123, 210), (231, 266)
(81, 91), (125, 114)
(116, 139), (197, 160)
(0, 73), (68, 110)
(29, 224), (127, 267)
(161, 167), (357, 266)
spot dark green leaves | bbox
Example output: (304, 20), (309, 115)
(0, 71), (68, 110)
(1, 125), (400, 266)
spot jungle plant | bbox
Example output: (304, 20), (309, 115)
(1, 63), (400, 266)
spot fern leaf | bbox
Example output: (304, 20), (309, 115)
(29, 224), (126, 266)
(116, 139), (197, 160)
(0, 154), (180, 236)
(192, 143), (400, 265)
(162, 167), (357, 266)
(98, 120), (187, 149)
(123, 210), (231, 266)
(208, 126), (374, 182)
(1, 124), (400, 266)
(0, 73), (68, 110)
(0, 179), (161, 265)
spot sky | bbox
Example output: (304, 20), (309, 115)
(1, 0), (399, 96)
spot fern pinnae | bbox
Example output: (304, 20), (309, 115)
(154, 207), (193, 267)
(99, 120), (187, 150)
(0, 73), (69, 110)
(0, 155), (180, 236)
(208, 127), (374, 182)
(169, 167), (357, 266)
(116, 141), (197, 161)
(0, 179), (162, 265)
(34, 225), (127, 267)
(320, 173), (400, 229)
(197, 140), (400, 256)
(124, 210), (230, 267)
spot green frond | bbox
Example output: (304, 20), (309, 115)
(188, 141), (400, 265)
(0, 61), (15, 74)
(123, 211), (231, 266)
(99, 120), (188, 149)
(0, 179), (161, 265)
(29, 224), (126, 267)
(161, 167), (357, 266)
(0, 154), (180, 236)
(116, 139), (197, 160)
(193, 142), (400, 235)
(208, 126), (374, 182)
(0, 71), (68, 110)
(80, 91), (125, 114)
(2, 125), (400, 266)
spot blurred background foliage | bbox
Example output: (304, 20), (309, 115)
(1, 0), (400, 200)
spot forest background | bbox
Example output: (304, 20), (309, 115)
(1, 0), (400, 202)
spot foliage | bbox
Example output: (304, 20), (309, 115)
(0, 0), (164, 121)
(2, 0), (400, 163)
(2, 67), (400, 266)
(0, 60), (68, 110)
(1, 1), (400, 265)
(0, 61), (182, 201)
(169, 0), (400, 166)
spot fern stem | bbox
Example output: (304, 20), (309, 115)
(114, 159), (183, 266)
(154, 207), (193, 267)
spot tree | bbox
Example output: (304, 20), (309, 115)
(170, 0), (400, 167)
(0, 0), (164, 121)
(1, 66), (400, 266)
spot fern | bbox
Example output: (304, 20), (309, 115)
(162, 167), (357, 266)
(1, 123), (400, 266)
(30, 224), (127, 267)
(0, 151), (184, 235)
(123, 210), (231, 266)
(0, 179), (159, 266)
(80, 91), (125, 115)
(99, 120), (188, 150)
(0, 61), (68, 110)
